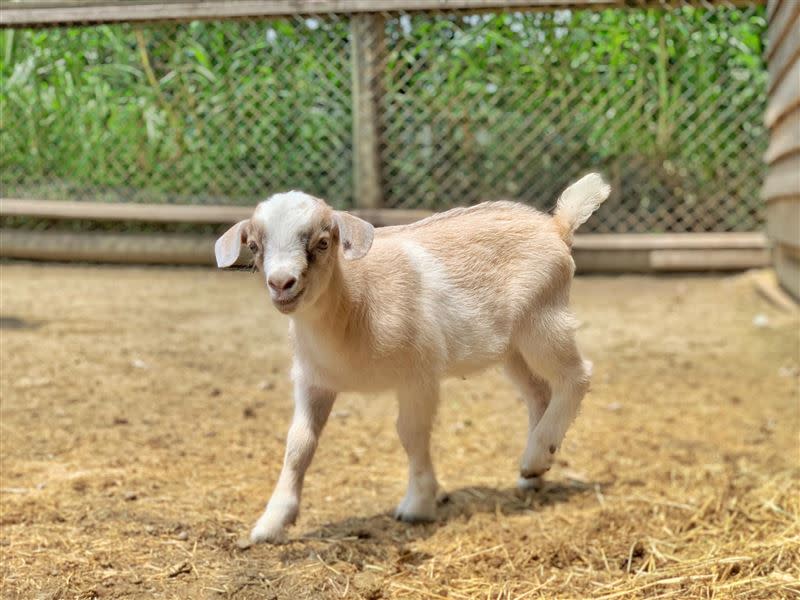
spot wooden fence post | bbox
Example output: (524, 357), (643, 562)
(350, 13), (385, 209)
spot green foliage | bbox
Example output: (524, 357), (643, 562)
(1, 19), (353, 206)
(0, 6), (768, 232)
(381, 7), (767, 231)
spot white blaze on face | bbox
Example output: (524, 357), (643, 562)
(253, 191), (320, 284)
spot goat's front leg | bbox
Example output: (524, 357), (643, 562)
(394, 380), (440, 522)
(250, 382), (335, 543)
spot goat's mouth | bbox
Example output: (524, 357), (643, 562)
(272, 288), (305, 313)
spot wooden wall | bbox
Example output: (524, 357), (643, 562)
(765, 0), (800, 299)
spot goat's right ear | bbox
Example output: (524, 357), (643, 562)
(214, 219), (250, 268)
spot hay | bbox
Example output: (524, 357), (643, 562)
(1, 265), (798, 599)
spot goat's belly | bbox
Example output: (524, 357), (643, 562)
(306, 343), (508, 393)
(443, 329), (512, 376)
(303, 354), (412, 394)
(297, 313), (515, 393)
(444, 354), (507, 379)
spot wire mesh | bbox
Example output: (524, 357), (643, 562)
(0, 2), (768, 232)
(1, 17), (355, 207)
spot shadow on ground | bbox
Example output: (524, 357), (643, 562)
(268, 479), (599, 565)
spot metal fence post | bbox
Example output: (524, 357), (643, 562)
(350, 14), (385, 209)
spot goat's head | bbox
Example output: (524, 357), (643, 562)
(215, 191), (374, 314)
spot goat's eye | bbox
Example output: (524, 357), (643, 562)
(316, 239), (329, 251)
(248, 241), (259, 253)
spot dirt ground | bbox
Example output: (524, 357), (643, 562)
(1, 263), (798, 599)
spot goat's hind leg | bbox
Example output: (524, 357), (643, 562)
(516, 312), (592, 479)
(504, 351), (552, 489)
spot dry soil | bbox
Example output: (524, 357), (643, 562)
(1, 264), (798, 599)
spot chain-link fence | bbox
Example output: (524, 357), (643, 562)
(1, 1), (767, 233)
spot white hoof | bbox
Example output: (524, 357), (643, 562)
(394, 492), (437, 523)
(517, 475), (544, 491)
(520, 438), (557, 478)
(249, 498), (298, 544)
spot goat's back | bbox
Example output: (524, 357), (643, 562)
(374, 201), (573, 305)
(347, 203), (574, 372)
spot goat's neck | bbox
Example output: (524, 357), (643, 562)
(293, 259), (367, 339)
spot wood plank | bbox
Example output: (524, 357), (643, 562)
(762, 153), (800, 201)
(649, 248), (770, 271)
(774, 244), (800, 299)
(0, 0), (762, 27)
(0, 198), (253, 223)
(352, 207), (432, 226)
(767, 0), (800, 61)
(767, 0), (782, 24)
(571, 232), (768, 250)
(575, 242), (772, 273)
(0, 198), (771, 247)
(0, 0), (646, 28)
(765, 55), (800, 128)
(764, 106), (800, 164)
(572, 248), (652, 272)
(778, 240), (800, 260)
(0, 228), (224, 265)
(766, 196), (800, 248)
(0, 198), (769, 252)
(0, 197), (433, 225)
(0, 228), (770, 271)
(351, 13), (385, 209)
(768, 10), (800, 94)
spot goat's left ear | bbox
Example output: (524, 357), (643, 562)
(333, 211), (374, 260)
(214, 219), (250, 268)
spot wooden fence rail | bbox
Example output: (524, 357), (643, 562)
(0, 199), (769, 270)
(1, 1), (759, 28)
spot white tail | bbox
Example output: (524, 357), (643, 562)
(554, 173), (611, 240)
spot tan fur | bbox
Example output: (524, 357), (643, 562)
(214, 175), (610, 543)
(291, 201), (573, 392)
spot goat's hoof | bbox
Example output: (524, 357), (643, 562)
(517, 475), (544, 491)
(249, 499), (298, 544)
(394, 508), (436, 523)
(249, 522), (288, 545)
(394, 495), (437, 523)
(519, 466), (550, 479)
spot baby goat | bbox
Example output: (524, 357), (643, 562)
(215, 173), (610, 543)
